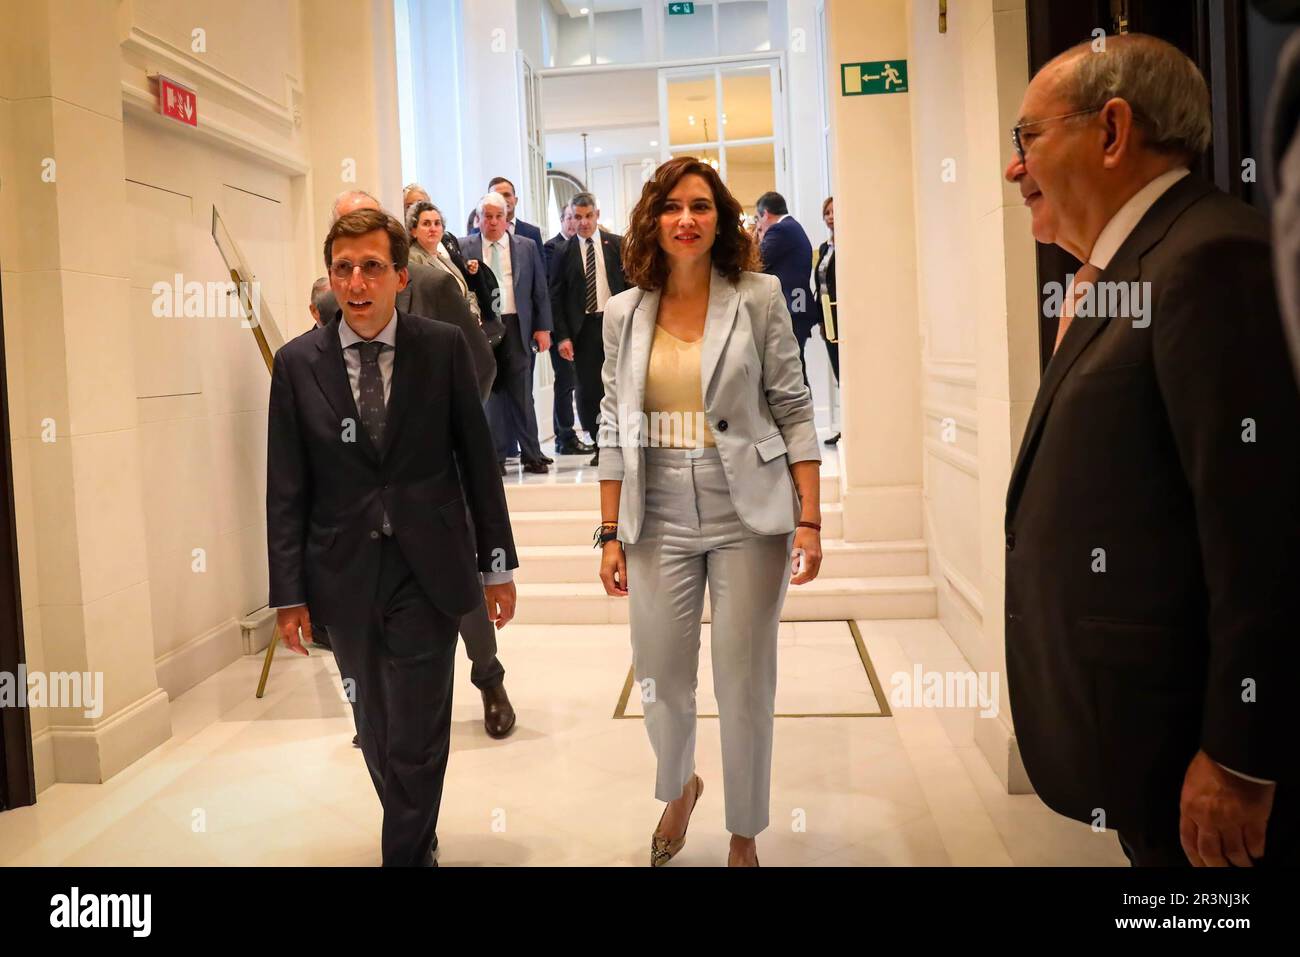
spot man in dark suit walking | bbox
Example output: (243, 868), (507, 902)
(549, 191), (626, 466)
(463, 193), (554, 474)
(756, 191), (815, 384)
(268, 209), (518, 865)
(1004, 33), (1299, 866)
(328, 191), (515, 737)
(543, 203), (591, 456)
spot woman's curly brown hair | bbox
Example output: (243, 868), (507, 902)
(621, 157), (761, 290)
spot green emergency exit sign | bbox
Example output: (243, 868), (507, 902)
(841, 60), (909, 96)
(668, 2), (695, 14)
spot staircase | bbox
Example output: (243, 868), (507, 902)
(504, 471), (936, 624)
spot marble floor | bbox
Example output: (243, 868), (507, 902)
(0, 615), (1127, 867)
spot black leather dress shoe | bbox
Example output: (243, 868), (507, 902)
(352, 734), (360, 748)
(482, 682), (516, 738)
(588, 449), (600, 466)
(539, 454), (554, 464)
(556, 438), (595, 455)
(824, 432), (842, 446)
(522, 458), (549, 474)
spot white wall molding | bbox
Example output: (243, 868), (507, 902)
(924, 358), (978, 388)
(923, 435), (979, 478)
(122, 83), (310, 176)
(122, 25), (296, 128)
(936, 554), (983, 619)
(922, 400), (979, 433)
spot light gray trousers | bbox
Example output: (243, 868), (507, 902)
(624, 446), (793, 838)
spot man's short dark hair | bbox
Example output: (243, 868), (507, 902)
(571, 191), (597, 210)
(323, 208), (410, 270)
(488, 176), (516, 193)
(756, 191), (788, 216)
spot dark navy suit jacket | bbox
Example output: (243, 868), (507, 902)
(760, 216), (815, 335)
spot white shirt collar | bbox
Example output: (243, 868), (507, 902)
(338, 309), (398, 348)
(1088, 168), (1190, 270)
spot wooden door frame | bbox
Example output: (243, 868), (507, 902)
(0, 267), (36, 811)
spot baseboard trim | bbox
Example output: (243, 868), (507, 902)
(974, 711), (1032, 794)
(43, 688), (172, 785)
(154, 618), (243, 700)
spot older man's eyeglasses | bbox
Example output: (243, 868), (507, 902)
(329, 259), (395, 282)
(1010, 107), (1102, 161)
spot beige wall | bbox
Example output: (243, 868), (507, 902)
(825, 0), (923, 542)
(0, 0), (402, 790)
(905, 0), (1039, 790)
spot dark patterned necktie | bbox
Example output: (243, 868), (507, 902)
(354, 340), (386, 449)
(584, 237), (598, 314)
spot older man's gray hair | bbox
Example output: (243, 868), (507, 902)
(571, 191), (598, 210)
(477, 192), (508, 218)
(331, 189), (380, 222)
(1054, 33), (1211, 161)
(310, 276), (335, 325)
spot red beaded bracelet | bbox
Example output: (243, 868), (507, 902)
(797, 521), (821, 531)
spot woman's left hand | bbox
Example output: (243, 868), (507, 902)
(790, 526), (822, 585)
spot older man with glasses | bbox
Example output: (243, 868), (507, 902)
(1002, 33), (1300, 867)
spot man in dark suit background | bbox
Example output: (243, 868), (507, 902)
(756, 191), (815, 385)
(326, 192), (515, 736)
(543, 201), (577, 269)
(267, 209), (518, 865)
(463, 192), (554, 474)
(1004, 33), (1299, 866)
(543, 202), (591, 456)
(548, 191), (626, 466)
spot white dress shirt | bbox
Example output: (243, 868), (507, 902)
(578, 232), (612, 313)
(1063, 168), (1191, 308)
(1087, 167), (1190, 269)
(339, 310), (398, 405)
(485, 235), (516, 315)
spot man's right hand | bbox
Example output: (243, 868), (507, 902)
(484, 582), (516, 630)
(276, 606), (312, 656)
(558, 339), (575, 361)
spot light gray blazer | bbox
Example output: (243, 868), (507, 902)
(597, 268), (821, 544)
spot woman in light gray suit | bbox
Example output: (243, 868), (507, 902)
(596, 157), (823, 867)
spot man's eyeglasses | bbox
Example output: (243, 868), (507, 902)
(329, 259), (396, 282)
(1010, 107), (1102, 162)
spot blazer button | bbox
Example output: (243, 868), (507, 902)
(1005, 532), (1015, 551)
(370, 530), (380, 540)
(717, 419), (728, 432)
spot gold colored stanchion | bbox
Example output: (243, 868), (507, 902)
(256, 627), (281, 699)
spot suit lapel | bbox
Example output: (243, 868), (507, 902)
(1005, 175), (1214, 520)
(700, 268), (741, 396)
(628, 287), (660, 422)
(310, 317), (380, 465)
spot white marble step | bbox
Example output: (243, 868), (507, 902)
(506, 503), (844, 546)
(502, 472), (842, 512)
(512, 538), (928, 584)
(510, 576), (937, 624)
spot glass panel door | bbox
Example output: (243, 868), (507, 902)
(658, 59), (785, 206)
